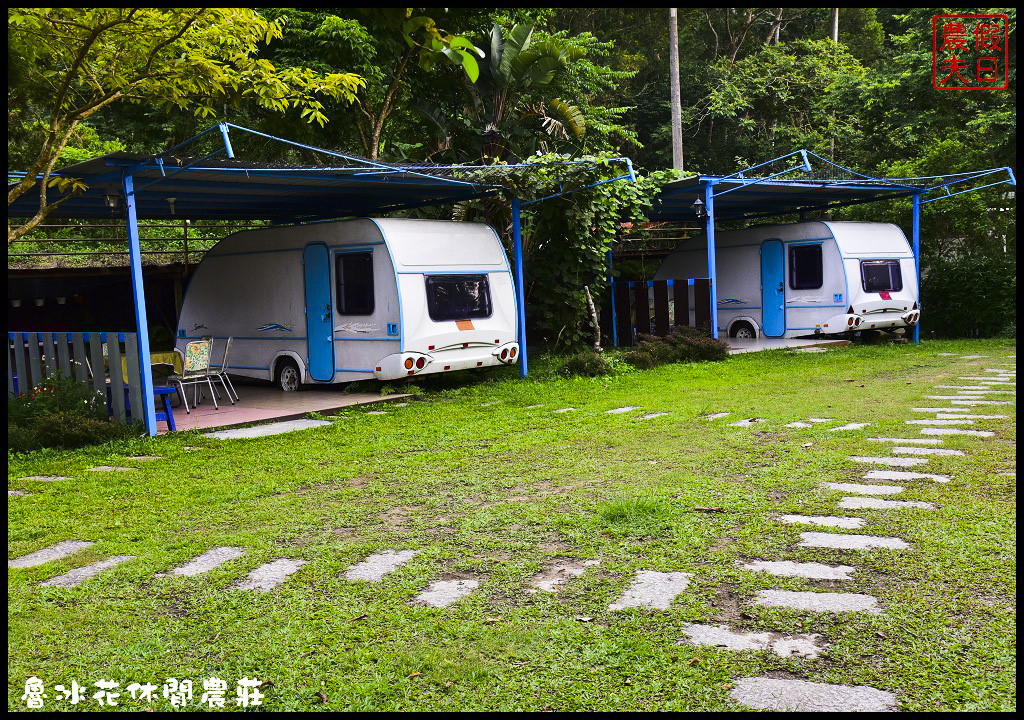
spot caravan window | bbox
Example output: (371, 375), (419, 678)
(789, 244), (823, 289)
(335, 252), (374, 315)
(425, 274), (492, 321)
(860, 260), (903, 293)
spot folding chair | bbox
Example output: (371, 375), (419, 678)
(167, 339), (218, 414)
(212, 336), (238, 403)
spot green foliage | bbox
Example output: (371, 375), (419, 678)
(920, 253), (1016, 338)
(558, 351), (613, 377)
(623, 325), (729, 369)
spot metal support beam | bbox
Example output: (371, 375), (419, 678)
(912, 192), (921, 344)
(512, 196), (528, 377)
(705, 183), (719, 339)
(124, 175), (158, 435)
(218, 122), (235, 158)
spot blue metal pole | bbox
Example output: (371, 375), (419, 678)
(218, 122), (235, 158)
(512, 196), (528, 377)
(124, 175), (158, 436)
(705, 183), (719, 339)
(912, 192), (921, 344)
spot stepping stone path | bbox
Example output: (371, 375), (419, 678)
(848, 455), (927, 467)
(345, 550), (418, 582)
(87, 466), (134, 472)
(911, 407), (966, 412)
(905, 419), (976, 425)
(868, 437), (943, 444)
(552, 408), (576, 414)
(828, 422), (869, 431)
(785, 421), (812, 428)
(606, 406), (640, 414)
(203, 419), (331, 440)
(169, 547), (247, 577)
(808, 418), (833, 423)
(741, 559), (854, 580)
(822, 482), (903, 495)
(40, 556), (135, 588)
(128, 456), (161, 461)
(8, 490), (29, 497)
(706, 412), (731, 420)
(863, 470), (950, 483)
(414, 579), (479, 607)
(232, 559), (306, 591)
(681, 623), (826, 659)
(527, 559), (600, 593)
(891, 446), (964, 456)
(525, 404), (545, 409)
(840, 496), (935, 510)
(608, 570), (692, 611)
(730, 677), (897, 712)
(936, 413), (1005, 419)
(17, 476), (70, 482)
(728, 418), (763, 427)
(920, 428), (994, 437)
(9, 541), (95, 568)
(798, 531), (909, 550)
(638, 412), (669, 420)
(949, 399), (1011, 405)
(778, 514), (865, 529)
(364, 411), (389, 416)
(753, 589), (881, 613)
(934, 385), (989, 390)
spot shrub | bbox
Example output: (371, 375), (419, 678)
(623, 325), (729, 369)
(559, 351), (613, 377)
(920, 252), (1016, 338)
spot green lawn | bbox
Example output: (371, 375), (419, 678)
(7, 339), (1016, 711)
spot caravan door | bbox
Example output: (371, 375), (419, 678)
(303, 243), (335, 382)
(760, 239), (786, 337)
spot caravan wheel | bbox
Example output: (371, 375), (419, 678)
(731, 322), (756, 339)
(275, 359), (302, 392)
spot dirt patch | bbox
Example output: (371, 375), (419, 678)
(379, 505), (423, 529)
(346, 477), (370, 487)
(713, 585), (744, 623)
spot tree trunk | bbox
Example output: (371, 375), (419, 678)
(669, 9), (684, 172)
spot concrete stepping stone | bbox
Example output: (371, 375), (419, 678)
(808, 418), (833, 423)
(232, 559), (306, 591)
(920, 428), (995, 437)
(778, 514), (865, 529)
(868, 437), (943, 444)
(168, 547), (247, 577)
(828, 422), (869, 431)
(839, 496), (935, 510)
(8, 490), (30, 497)
(638, 412), (669, 420)
(960, 376), (1008, 381)
(39, 556), (135, 588)
(848, 455), (928, 467)
(706, 412), (731, 420)
(345, 549), (418, 582)
(525, 404), (545, 409)
(127, 456), (161, 461)
(821, 482), (903, 495)
(728, 418), (763, 427)
(606, 406), (640, 414)
(364, 411), (389, 415)
(934, 385), (989, 390)
(753, 589), (881, 613)
(527, 559), (600, 593)
(608, 570), (692, 611)
(414, 579), (480, 607)
(741, 559), (854, 580)
(891, 446), (964, 456)
(730, 677), (897, 712)
(863, 470), (950, 483)
(183, 446), (205, 451)
(87, 466), (134, 472)
(959, 355), (987, 359)
(905, 419), (976, 425)
(937, 352), (957, 355)
(17, 476), (71, 482)
(203, 419), (331, 440)
(911, 407), (966, 412)
(9, 541), (95, 568)
(798, 531), (909, 550)
(948, 399), (1012, 405)
(983, 368), (1014, 373)
(681, 624), (826, 659)
(936, 413), (1005, 419)
(552, 408), (576, 414)
(785, 421), (812, 428)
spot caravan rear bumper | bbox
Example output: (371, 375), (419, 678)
(819, 309), (918, 334)
(373, 343), (519, 380)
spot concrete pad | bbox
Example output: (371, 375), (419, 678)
(891, 446), (964, 456)
(681, 624), (826, 659)
(203, 419), (331, 440)
(606, 406), (640, 414)
(983, 368), (1014, 373)
(414, 579), (479, 607)
(17, 476), (71, 482)
(9, 541), (95, 568)
(839, 496), (935, 510)
(785, 421), (813, 428)
(706, 412), (731, 420)
(828, 423), (869, 431)
(934, 385), (990, 390)
(808, 418), (833, 423)
(232, 559), (306, 591)
(364, 411), (389, 416)
(39, 556), (135, 588)
(905, 419), (976, 425)
(868, 437), (943, 444)
(779, 515), (865, 529)
(936, 413), (1005, 420)
(920, 428), (995, 437)
(345, 549), (419, 582)
(821, 482), (903, 495)
(730, 677), (897, 712)
(848, 455), (928, 467)
(863, 470), (950, 483)
(741, 559), (855, 580)
(86, 466), (134, 472)
(728, 418), (763, 427)
(527, 559), (600, 593)
(753, 589), (881, 613)
(798, 531), (909, 550)
(959, 355), (987, 359)
(552, 408), (576, 414)
(608, 570), (692, 611)
(169, 547), (247, 577)
(959, 376), (1006, 381)
(638, 412), (669, 420)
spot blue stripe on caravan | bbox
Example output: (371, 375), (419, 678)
(335, 368), (374, 373)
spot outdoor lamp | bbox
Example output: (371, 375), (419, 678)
(692, 197), (706, 218)
(103, 193), (120, 210)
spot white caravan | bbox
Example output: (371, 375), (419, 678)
(176, 218), (519, 390)
(654, 221), (920, 339)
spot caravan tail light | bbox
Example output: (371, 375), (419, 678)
(500, 349), (508, 360)
(510, 347), (517, 358)
(404, 357), (414, 370)
(855, 317), (862, 326)
(847, 317), (855, 326)
(415, 357), (426, 370)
